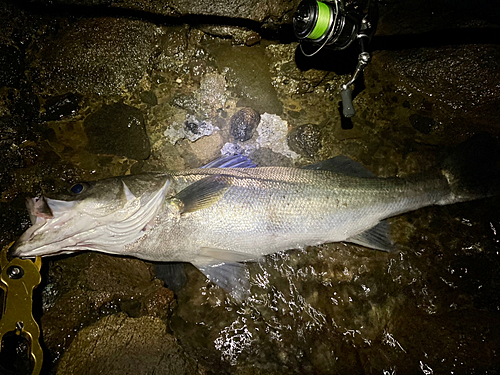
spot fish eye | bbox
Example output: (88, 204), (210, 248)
(69, 183), (86, 195)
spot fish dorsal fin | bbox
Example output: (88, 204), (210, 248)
(173, 175), (230, 214)
(303, 156), (376, 178)
(347, 220), (395, 252)
(200, 154), (257, 169)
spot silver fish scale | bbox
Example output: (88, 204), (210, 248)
(125, 167), (450, 263)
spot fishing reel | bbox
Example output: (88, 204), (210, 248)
(293, 0), (378, 117)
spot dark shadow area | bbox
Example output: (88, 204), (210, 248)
(11, 0), (279, 38)
(294, 26), (500, 73)
(0, 331), (34, 375)
(294, 43), (360, 75)
(371, 27), (500, 51)
(155, 262), (189, 294)
(8, 0), (500, 59)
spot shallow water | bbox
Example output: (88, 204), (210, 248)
(170, 200), (500, 373)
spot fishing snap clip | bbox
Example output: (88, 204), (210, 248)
(0, 242), (43, 375)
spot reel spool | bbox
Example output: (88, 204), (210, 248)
(293, 0), (360, 56)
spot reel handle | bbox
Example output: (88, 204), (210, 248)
(341, 86), (356, 118)
(340, 49), (370, 118)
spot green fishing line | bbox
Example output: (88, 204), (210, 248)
(308, 1), (331, 40)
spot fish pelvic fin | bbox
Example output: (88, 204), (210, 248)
(191, 247), (257, 301)
(441, 133), (500, 204)
(193, 261), (250, 301)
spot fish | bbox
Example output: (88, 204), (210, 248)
(10, 134), (500, 297)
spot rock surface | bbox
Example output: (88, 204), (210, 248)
(230, 107), (260, 142)
(84, 103), (151, 160)
(28, 0), (298, 26)
(41, 254), (174, 362)
(57, 313), (205, 375)
(34, 18), (161, 96)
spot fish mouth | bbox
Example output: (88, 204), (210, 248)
(10, 197), (80, 259)
(28, 196), (54, 224)
(9, 233), (76, 259)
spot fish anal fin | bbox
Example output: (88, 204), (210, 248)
(173, 175), (230, 214)
(347, 220), (395, 252)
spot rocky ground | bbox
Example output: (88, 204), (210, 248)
(0, 0), (499, 373)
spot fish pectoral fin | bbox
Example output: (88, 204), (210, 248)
(192, 260), (250, 301)
(173, 175), (230, 214)
(303, 155), (377, 178)
(347, 220), (396, 252)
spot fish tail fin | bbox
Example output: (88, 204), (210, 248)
(441, 133), (500, 204)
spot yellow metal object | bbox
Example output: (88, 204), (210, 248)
(0, 242), (43, 375)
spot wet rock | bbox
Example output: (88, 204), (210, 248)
(409, 114), (435, 134)
(184, 117), (218, 141)
(287, 124), (322, 158)
(230, 108), (260, 142)
(27, 0), (296, 26)
(42, 93), (81, 121)
(140, 90), (158, 106)
(171, 72), (226, 117)
(159, 25), (189, 58)
(172, 94), (199, 112)
(57, 313), (205, 375)
(245, 33), (262, 46)
(41, 254), (174, 362)
(0, 198), (31, 248)
(84, 103), (151, 160)
(0, 114), (39, 191)
(0, 44), (23, 89)
(196, 72), (227, 114)
(187, 131), (223, 166)
(377, 0), (500, 36)
(185, 118), (204, 134)
(249, 146), (294, 167)
(198, 25), (257, 45)
(9, 88), (40, 122)
(187, 59), (210, 82)
(198, 26), (260, 46)
(256, 113), (299, 160)
(164, 115), (219, 144)
(371, 45), (500, 126)
(36, 18), (159, 95)
(209, 43), (282, 115)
